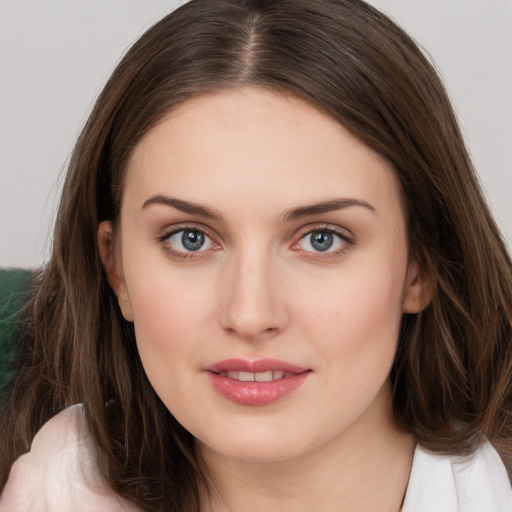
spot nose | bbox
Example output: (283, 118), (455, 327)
(219, 249), (289, 341)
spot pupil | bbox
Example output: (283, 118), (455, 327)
(311, 231), (333, 252)
(182, 230), (205, 251)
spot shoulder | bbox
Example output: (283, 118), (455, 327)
(0, 405), (141, 512)
(402, 441), (512, 512)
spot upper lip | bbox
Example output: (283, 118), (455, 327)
(205, 358), (309, 374)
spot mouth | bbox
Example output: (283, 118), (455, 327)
(204, 358), (311, 406)
(216, 370), (294, 382)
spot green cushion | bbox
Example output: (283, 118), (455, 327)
(0, 268), (34, 395)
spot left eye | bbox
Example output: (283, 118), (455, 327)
(166, 229), (216, 253)
(297, 230), (346, 253)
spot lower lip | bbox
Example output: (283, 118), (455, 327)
(206, 371), (310, 406)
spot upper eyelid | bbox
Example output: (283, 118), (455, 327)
(293, 223), (353, 240)
(159, 223), (216, 240)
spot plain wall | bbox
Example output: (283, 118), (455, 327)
(1, 0), (511, 268)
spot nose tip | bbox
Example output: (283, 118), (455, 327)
(223, 311), (281, 341)
(219, 255), (287, 341)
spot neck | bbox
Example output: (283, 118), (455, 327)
(198, 386), (415, 512)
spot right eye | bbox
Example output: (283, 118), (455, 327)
(165, 229), (217, 254)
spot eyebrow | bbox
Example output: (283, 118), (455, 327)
(282, 198), (376, 222)
(142, 195), (222, 220)
(142, 195), (376, 222)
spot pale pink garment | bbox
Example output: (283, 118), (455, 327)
(0, 405), (141, 511)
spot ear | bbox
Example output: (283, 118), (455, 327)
(97, 221), (134, 322)
(402, 257), (434, 314)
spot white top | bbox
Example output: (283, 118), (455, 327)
(1, 405), (511, 511)
(402, 438), (512, 511)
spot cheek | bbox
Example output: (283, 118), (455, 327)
(128, 270), (215, 351)
(124, 269), (218, 423)
(297, 249), (407, 367)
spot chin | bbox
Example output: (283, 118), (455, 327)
(200, 439), (309, 465)
(193, 419), (334, 466)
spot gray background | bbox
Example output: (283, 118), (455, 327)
(1, 0), (511, 268)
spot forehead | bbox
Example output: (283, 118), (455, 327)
(122, 87), (401, 218)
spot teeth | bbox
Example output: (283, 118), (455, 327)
(255, 371), (273, 382)
(221, 371), (289, 381)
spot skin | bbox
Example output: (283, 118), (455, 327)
(99, 87), (431, 511)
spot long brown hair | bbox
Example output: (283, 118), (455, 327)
(2, 0), (511, 509)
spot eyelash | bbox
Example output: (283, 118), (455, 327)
(157, 224), (218, 261)
(157, 224), (355, 261)
(294, 225), (355, 255)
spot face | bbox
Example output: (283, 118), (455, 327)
(100, 87), (428, 464)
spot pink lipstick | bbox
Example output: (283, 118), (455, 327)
(204, 358), (310, 406)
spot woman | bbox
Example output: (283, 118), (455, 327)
(1, 0), (511, 510)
